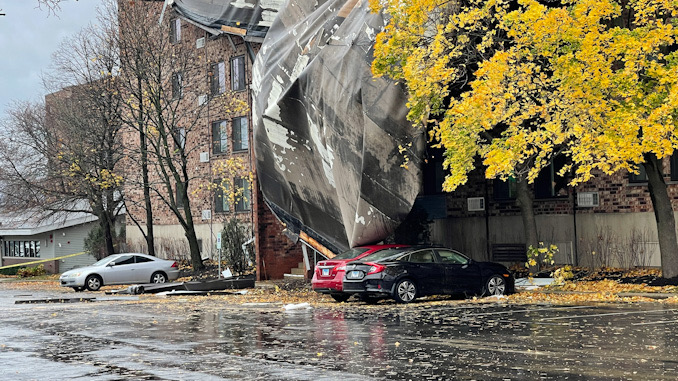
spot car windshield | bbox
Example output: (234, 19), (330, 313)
(358, 247), (411, 263)
(332, 247), (370, 260)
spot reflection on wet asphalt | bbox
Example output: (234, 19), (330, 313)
(2, 289), (678, 380)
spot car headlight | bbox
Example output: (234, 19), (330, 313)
(66, 273), (81, 278)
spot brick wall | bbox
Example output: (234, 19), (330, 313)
(253, 179), (304, 280)
(444, 156), (678, 219)
(121, 4), (303, 279)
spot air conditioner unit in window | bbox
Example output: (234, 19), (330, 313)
(577, 191), (600, 207)
(198, 94), (208, 106)
(202, 210), (212, 220)
(199, 152), (209, 163)
(467, 197), (485, 211)
(196, 37), (205, 49)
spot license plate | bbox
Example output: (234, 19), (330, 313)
(349, 270), (363, 279)
(322, 268), (329, 276)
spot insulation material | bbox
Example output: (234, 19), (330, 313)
(252, 0), (424, 253)
(173, 0), (285, 39)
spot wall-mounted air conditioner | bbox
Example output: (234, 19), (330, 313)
(199, 152), (209, 163)
(467, 197), (485, 212)
(196, 37), (205, 49)
(577, 191), (600, 207)
(202, 210), (212, 220)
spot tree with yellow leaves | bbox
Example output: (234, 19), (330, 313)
(372, 0), (678, 277)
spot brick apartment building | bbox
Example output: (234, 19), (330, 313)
(419, 151), (678, 269)
(120, 1), (303, 280)
(121, 1), (677, 277)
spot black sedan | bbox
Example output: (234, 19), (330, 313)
(342, 246), (514, 303)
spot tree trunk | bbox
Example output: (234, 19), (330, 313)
(644, 153), (678, 278)
(138, 77), (156, 257)
(140, 123), (156, 257)
(184, 202), (204, 272)
(102, 211), (115, 255)
(516, 177), (539, 272)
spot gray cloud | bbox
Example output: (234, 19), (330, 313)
(0, 0), (102, 118)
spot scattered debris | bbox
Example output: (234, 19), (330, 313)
(283, 302), (312, 312)
(15, 297), (94, 304)
(515, 277), (556, 290)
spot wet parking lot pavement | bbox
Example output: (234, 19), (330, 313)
(1, 286), (678, 380)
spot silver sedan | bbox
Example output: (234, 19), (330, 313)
(59, 253), (180, 291)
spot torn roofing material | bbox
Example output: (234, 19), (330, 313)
(172, 0), (285, 39)
(252, 0), (424, 253)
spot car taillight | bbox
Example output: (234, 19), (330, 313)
(335, 264), (346, 272)
(366, 263), (386, 275)
(171, 261), (178, 268)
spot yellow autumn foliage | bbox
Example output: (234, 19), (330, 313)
(371, 0), (678, 189)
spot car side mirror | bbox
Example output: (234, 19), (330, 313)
(107, 262), (115, 267)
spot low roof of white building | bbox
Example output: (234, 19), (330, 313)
(0, 210), (98, 237)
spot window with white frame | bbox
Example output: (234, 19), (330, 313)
(174, 127), (186, 149)
(212, 120), (228, 154)
(170, 18), (181, 44)
(3, 240), (40, 257)
(214, 179), (230, 213)
(171, 72), (183, 99)
(232, 116), (248, 151)
(210, 61), (226, 96)
(235, 177), (251, 211)
(231, 56), (246, 91)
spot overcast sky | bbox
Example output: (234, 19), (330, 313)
(0, 0), (103, 119)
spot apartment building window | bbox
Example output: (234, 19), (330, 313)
(170, 18), (181, 44)
(534, 156), (568, 199)
(231, 56), (246, 91)
(670, 154), (678, 181)
(3, 240), (40, 257)
(232, 116), (248, 151)
(629, 164), (647, 183)
(210, 61), (226, 96)
(173, 127), (186, 149)
(171, 72), (183, 99)
(235, 177), (251, 212)
(176, 181), (186, 208)
(494, 178), (516, 200)
(214, 179), (230, 213)
(212, 120), (228, 154)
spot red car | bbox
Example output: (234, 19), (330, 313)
(312, 244), (407, 302)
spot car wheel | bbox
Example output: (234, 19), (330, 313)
(151, 272), (167, 283)
(330, 293), (350, 303)
(393, 279), (417, 303)
(85, 275), (102, 291)
(72, 287), (85, 292)
(483, 274), (507, 296)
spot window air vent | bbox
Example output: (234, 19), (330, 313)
(467, 197), (485, 212)
(196, 37), (205, 49)
(577, 192), (600, 207)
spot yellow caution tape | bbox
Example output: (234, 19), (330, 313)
(0, 251), (90, 270)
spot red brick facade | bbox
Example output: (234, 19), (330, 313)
(121, 3), (304, 279)
(445, 156), (678, 220)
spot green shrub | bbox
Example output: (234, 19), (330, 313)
(220, 218), (255, 274)
(16, 264), (47, 278)
(0, 267), (19, 276)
